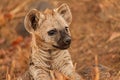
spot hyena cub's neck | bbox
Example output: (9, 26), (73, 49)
(30, 34), (69, 70)
(30, 45), (69, 71)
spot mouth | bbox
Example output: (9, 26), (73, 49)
(53, 44), (70, 50)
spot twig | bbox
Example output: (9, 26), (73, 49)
(50, 70), (55, 80)
(6, 67), (11, 80)
(94, 55), (99, 80)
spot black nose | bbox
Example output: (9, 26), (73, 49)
(64, 37), (71, 45)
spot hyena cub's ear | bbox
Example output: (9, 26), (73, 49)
(24, 9), (45, 33)
(55, 3), (72, 25)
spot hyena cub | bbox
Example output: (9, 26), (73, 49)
(18, 3), (82, 80)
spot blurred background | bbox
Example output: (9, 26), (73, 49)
(0, 0), (120, 80)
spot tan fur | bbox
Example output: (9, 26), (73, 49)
(18, 3), (82, 80)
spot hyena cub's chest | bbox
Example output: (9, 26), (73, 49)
(30, 50), (72, 71)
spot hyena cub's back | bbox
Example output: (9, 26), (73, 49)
(18, 3), (82, 80)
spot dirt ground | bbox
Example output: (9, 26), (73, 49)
(0, 0), (120, 80)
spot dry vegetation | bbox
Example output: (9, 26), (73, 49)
(0, 0), (120, 80)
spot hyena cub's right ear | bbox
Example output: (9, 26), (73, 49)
(24, 9), (45, 33)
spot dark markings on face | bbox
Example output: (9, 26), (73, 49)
(52, 27), (71, 50)
(48, 28), (57, 36)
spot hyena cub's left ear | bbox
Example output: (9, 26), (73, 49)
(55, 3), (72, 25)
(24, 9), (45, 33)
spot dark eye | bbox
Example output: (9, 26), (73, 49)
(65, 27), (69, 32)
(48, 29), (57, 36)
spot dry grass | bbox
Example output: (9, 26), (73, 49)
(0, 0), (120, 80)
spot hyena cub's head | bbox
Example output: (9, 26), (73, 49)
(24, 3), (72, 50)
